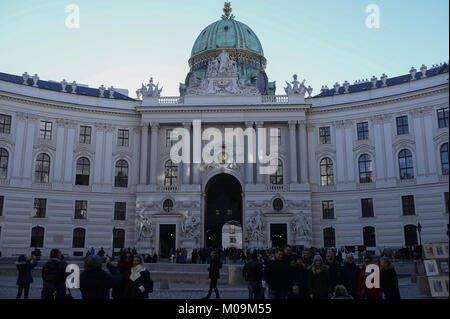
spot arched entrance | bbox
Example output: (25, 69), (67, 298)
(204, 173), (242, 249)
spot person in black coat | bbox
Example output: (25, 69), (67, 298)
(80, 255), (121, 299)
(288, 256), (308, 299)
(342, 253), (360, 299)
(264, 249), (290, 299)
(325, 250), (343, 291)
(203, 250), (222, 299)
(128, 255), (153, 299)
(307, 254), (332, 299)
(41, 249), (69, 299)
(380, 256), (400, 299)
(16, 254), (38, 299)
(242, 253), (263, 299)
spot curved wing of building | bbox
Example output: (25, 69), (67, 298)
(0, 4), (448, 258)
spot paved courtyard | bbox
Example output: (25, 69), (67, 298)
(0, 276), (424, 299)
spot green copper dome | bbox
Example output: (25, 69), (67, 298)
(191, 19), (264, 57)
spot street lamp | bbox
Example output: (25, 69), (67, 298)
(112, 226), (116, 260)
(417, 222), (422, 246)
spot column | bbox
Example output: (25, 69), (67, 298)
(139, 123), (149, 184)
(383, 115), (395, 179)
(334, 121), (346, 183)
(245, 121), (254, 184)
(372, 116), (386, 180)
(298, 120), (309, 184)
(255, 121), (264, 184)
(288, 121), (298, 183)
(149, 122), (159, 184)
(103, 127), (113, 185)
(344, 121), (354, 182)
(12, 119), (25, 178)
(182, 122), (191, 184)
(192, 120), (201, 184)
(413, 112), (426, 176)
(423, 108), (437, 174)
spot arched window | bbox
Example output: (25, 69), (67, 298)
(398, 149), (414, 180)
(323, 227), (335, 247)
(163, 199), (174, 212)
(363, 226), (376, 247)
(358, 154), (373, 183)
(35, 153), (50, 183)
(270, 159), (283, 185)
(164, 160), (178, 186)
(404, 224), (418, 247)
(75, 157), (90, 185)
(320, 157), (334, 186)
(440, 143), (449, 175)
(0, 148), (8, 180)
(113, 228), (125, 249)
(30, 226), (44, 248)
(72, 228), (86, 248)
(114, 160), (129, 187)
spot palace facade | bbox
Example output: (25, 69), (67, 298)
(0, 5), (448, 258)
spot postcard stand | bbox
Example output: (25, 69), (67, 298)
(420, 243), (449, 298)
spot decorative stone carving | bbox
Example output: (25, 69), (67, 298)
(371, 76), (377, 88)
(60, 79), (68, 92)
(409, 67), (417, 80)
(22, 72), (30, 85)
(181, 211), (201, 240)
(380, 73), (388, 87)
(99, 85), (105, 97)
(186, 50), (259, 96)
(343, 81), (350, 93)
(108, 86), (115, 98)
(284, 74), (312, 98)
(71, 81), (77, 94)
(420, 64), (427, 78)
(290, 212), (311, 241)
(138, 77), (163, 98)
(136, 204), (153, 242)
(246, 210), (265, 241)
(32, 74), (39, 87)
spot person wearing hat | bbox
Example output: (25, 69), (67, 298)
(16, 254), (37, 299)
(307, 254), (332, 299)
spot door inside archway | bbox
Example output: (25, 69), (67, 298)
(205, 173), (242, 249)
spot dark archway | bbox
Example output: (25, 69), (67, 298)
(205, 173), (242, 249)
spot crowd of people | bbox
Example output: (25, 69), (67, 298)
(15, 248), (153, 299)
(241, 246), (401, 300)
(13, 245), (401, 300)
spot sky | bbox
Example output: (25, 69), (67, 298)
(0, 0), (448, 97)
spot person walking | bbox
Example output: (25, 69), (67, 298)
(264, 248), (290, 299)
(380, 256), (400, 299)
(128, 255), (153, 299)
(242, 252), (263, 299)
(80, 255), (121, 299)
(41, 249), (69, 299)
(342, 253), (360, 299)
(16, 254), (38, 299)
(112, 251), (133, 299)
(288, 256), (308, 299)
(203, 250), (222, 299)
(307, 254), (332, 299)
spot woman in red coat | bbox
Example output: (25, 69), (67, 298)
(357, 256), (382, 299)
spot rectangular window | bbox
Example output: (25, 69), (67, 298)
(0, 195), (4, 216)
(117, 129), (129, 147)
(74, 200), (87, 219)
(114, 202), (126, 220)
(437, 107), (449, 128)
(40, 121), (53, 140)
(0, 114), (12, 134)
(79, 126), (92, 144)
(277, 128), (281, 145)
(322, 200), (334, 219)
(361, 198), (374, 218)
(166, 129), (174, 147)
(357, 122), (369, 140)
(319, 127), (331, 144)
(33, 198), (47, 218)
(445, 192), (449, 214)
(396, 116), (409, 135)
(401, 195), (415, 216)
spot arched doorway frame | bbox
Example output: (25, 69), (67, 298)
(202, 168), (245, 248)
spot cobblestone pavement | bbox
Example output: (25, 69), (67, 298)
(0, 276), (424, 299)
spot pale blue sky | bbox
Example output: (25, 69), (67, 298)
(0, 0), (448, 97)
